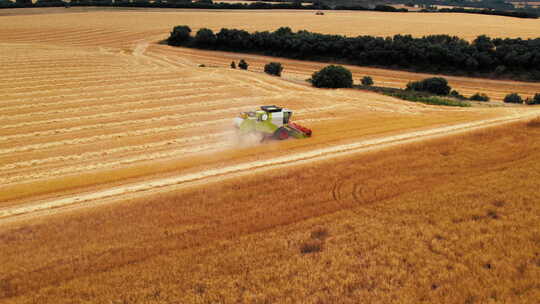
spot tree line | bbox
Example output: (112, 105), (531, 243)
(168, 26), (540, 81)
(408, 0), (540, 18)
(423, 7), (538, 19)
(1, 0), (537, 19)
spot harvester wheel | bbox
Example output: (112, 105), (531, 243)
(274, 127), (289, 140)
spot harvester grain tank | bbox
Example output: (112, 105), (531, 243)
(234, 105), (312, 140)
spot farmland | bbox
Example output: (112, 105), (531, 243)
(2, 118), (540, 303)
(1, 7), (540, 303)
(2, 8), (539, 206)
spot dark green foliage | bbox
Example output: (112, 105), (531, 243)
(35, 0), (66, 6)
(406, 77), (451, 95)
(264, 62), (283, 76)
(450, 90), (466, 100)
(398, 94), (471, 107)
(238, 59), (249, 70)
(388, 91), (470, 107)
(230, 61), (236, 69)
(494, 65), (506, 75)
(469, 93), (490, 102)
(194, 28), (216, 46)
(433, 7), (538, 19)
(358, 85), (470, 107)
(504, 93), (524, 104)
(361, 76), (374, 86)
(374, 5), (408, 12)
(311, 65), (353, 89)
(167, 26), (540, 81)
(525, 93), (540, 105)
(168, 26), (191, 46)
(15, 0), (32, 6)
(0, 0), (16, 7)
(534, 94), (540, 104)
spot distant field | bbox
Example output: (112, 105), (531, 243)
(511, 1), (540, 8)
(1, 8), (539, 39)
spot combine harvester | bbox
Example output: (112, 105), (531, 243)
(234, 105), (312, 140)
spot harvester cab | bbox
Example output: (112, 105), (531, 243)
(234, 105), (312, 140)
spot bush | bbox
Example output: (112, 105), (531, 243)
(504, 93), (523, 104)
(361, 76), (374, 86)
(469, 93), (490, 102)
(168, 25), (191, 46)
(0, 0), (14, 6)
(264, 62), (283, 76)
(238, 59), (249, 70)
(494, 65), (506, 75)
(230, 61), (236, 69)
(388, 91), (471, 107)
(354, 84), (470, 107)
(406, 77), (451, 95)
(531, 93), (540, 105)
(524, 95), (540, 105)
(311, 65), (353, 88)
(194, 28), (216, 46)
(450, 90), (466, 100)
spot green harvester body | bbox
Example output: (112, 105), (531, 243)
(234, 105), (312, 140)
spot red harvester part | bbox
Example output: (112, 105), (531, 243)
(275, 127), (289, 140)
(288, 122), (312, 137)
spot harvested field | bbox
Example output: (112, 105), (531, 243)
(1, 9), (540, 208)
(2, 9), (539, 209)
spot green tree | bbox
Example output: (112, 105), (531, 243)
(16, 0), (32, 6)
(230, 61), (236, 69)
(534, 93), (540, 104)
(0, 0), (14, 6)
(473, 35), (495, 53)
(406, 77), (451, 95)
(361, 76), (374, 86)
(274, 27), (293, 36)
(504, 93), (523, 104)
(168, 25), (192, 46)
(450, 90), (466, 100)
(264, 62), (283, 76)
(238, 59), (249, 70)
(526, 93), (540, 105)
(194, 28), (216, 46)
(311, 65), (353, 88)
(494, 65), (506, 75)
(469, 93), (490, 102)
